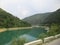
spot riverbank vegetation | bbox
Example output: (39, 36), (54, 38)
(38, 23), (60, 45)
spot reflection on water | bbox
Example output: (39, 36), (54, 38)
(20, 34), (37, 42)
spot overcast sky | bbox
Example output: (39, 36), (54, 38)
(0, 0), (60, 19)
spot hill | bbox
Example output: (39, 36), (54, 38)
(23, 12), (51, 25)
(23, 8), (60, 26)
(42, 8), (60, 25)
(0, 8), (31, 28)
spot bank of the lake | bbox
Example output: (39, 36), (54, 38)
(0, 26), (49, 32)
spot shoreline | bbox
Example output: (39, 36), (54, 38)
(0, 27), (32, 32)
(0, 26), (49, 32)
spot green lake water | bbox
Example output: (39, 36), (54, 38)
(0, 27), (47, 45)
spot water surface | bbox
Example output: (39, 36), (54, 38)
(0, 27), (47, 45)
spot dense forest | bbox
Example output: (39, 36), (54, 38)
(0, 8), (31, 28)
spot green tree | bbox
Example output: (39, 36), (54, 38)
(48, 23), (59, 36)
(11, 37), (26, 45)
(11, 38), (17, 45)
(38, 33), (47, 43)
(17, 38), (26, 45)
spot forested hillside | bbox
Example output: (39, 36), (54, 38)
(0, 8), (31, 28)
(42, 9), (60, 25)
(23, 13), (51, 25)
(23, 8), (60, 26)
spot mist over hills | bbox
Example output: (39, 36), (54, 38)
(23, 12), (51, 25)
(23, 8), (60, 26)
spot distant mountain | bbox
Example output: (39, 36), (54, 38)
(0, 8), (31, 28)
(23, 9), (60, 26)
(23, 12), (51, 25)
(42, 8), (60, 25)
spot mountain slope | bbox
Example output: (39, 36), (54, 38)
(0, 8), (31, 28)
(23, 12), (51, 25)
(42, 8), (60, 25)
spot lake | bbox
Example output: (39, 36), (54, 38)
(0, 27), (47, 45)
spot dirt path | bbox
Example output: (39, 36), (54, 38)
(45, 38), (60, 45)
